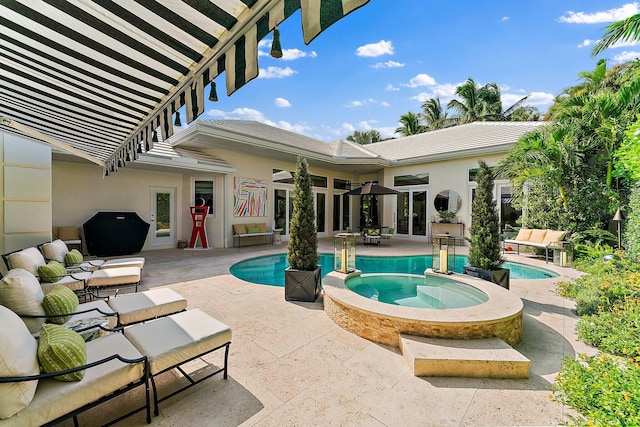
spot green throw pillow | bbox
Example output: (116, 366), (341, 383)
(367, 229), (380, 236)
(247, 226), (260, 233)
(38, 323), (87, 381)
(64, 249), (83, 267)
(37, 261), (66, 283)
(42, 284), (79, 324)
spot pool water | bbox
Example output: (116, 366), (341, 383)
(346, 273), (489, 309)
(230, 253), (559, 286)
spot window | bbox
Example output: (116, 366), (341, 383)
(333, 178), (349, 190)
(394, 174), (429, 186)
(194, 179), (214, 215)
(272, 169), (327, 187)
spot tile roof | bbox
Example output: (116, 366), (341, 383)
(365, 122), (545, 163)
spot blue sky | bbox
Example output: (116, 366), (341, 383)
(202, 1), (640, 142)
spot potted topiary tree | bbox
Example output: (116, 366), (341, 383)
(463, 160), (510, 289)
(285, 156), (321, 301)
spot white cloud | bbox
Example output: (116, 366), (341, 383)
(258, 66), (297, 78)
(371, 60), (405, 69)
(611, 39), (640, 48)
(502, 91), (555, 108)
(277, 120), (312, 134)
(341, 123), (356, 133)
(381, 101), (390, 107)
(409, 83), (461, 103)
(274, 97), (291, 107)
(281, 48), (318, 60)
(356, 40), (393, 57)
(346, 99), (376, 107)
(207, 107), (276, 125)
(613, 50), (640, 62)
(404, 73), (437, 87)
(559, 3), (639, 24)
(206, 107), (313, 136)
(501, 16), (509, 22)
(378, 126), (397, 139)
(386, 83), (400, 91)
(579, 39), (596, 48)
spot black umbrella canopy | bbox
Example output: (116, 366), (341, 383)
(344, 182), (400, 196)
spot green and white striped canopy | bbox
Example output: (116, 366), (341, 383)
(0, 0), (368, 175)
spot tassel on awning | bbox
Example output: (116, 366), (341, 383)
(209, 81), (218, 101)
(270, 27), (283, 58)
(174, 111), (182, 127)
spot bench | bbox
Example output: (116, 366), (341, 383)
(504, 228), (567, 263)
(232, 223), (273, 247)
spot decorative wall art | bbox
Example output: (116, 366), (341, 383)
(234, 177), (267, 217)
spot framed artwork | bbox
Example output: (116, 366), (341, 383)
(234, 177), (267, 217)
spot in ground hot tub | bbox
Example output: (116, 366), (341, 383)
(323, 270), (524, 348)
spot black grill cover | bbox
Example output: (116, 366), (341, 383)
(83, 212), (150, 256)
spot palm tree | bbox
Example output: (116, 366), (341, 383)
(395, 111), (425, 136)
(592, 14), (640, 57)
(420, 97), (449, 131)
(447, 78), (532, 124)
(346, 129), (381, 145)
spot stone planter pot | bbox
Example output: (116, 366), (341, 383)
(463, 266), (510, 290)
(284, 266), (321, 302)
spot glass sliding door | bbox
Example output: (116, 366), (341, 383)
(396, 189), (427, 237)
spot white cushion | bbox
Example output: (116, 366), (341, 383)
(107, 288), (186, 325)
(7, 248), (46, 277)
(41, 240), (69, 263)
(1, 334), (145, 426)
(85, 267), (140, 289)
(0, 305), (39, 419)
(0, 269), (46, 333)
(101, 257), (145, 270)
(125, 309), (231, 375)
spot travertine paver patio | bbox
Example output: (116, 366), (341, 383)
(61, 238), (597, 427)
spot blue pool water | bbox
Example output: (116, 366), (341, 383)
(346, 274), (490, 309)
(229, 253), (559, 286)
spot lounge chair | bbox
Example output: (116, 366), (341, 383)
(41, 239), (145, 271)
(0, 305), (151, 426)
(363, 227), (382, 246)
(0, 268), (187, 337)
(3, 247), (142, 295)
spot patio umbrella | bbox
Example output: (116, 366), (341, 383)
(343, 182), (400, 196)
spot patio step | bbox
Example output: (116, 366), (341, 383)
(399, 334), (531, 379)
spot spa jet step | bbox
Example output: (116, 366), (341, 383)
(400, 334), (531, 379)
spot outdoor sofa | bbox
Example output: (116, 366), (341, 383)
(503, 228), (567, 262)
(232, 223), (273, 247)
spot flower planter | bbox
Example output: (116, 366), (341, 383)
(285, 266), (321, 302)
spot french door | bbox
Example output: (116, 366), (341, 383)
(150, 187), (176, 246)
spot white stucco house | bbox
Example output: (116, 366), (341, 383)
(0, 119), (544, 261)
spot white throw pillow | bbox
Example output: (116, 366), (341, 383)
(0, 268), (46, 333)
(7, 248), (46, 277)
(41, 239), (69, 263)
(0, 305), (40, 419)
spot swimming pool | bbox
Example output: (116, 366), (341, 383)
(229, 253), (559, 286)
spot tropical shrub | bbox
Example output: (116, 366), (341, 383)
(553, 353), (640, 426)
(623, 182), (640, 260)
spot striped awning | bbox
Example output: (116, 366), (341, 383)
(0, 0), (369, 175)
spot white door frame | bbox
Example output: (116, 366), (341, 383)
(150, 187), (176, 247)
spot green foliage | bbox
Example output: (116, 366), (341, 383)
(553, 353), (640, 426)
(577, 298), (640, 359)
(467, 161), (503, 270)
(287, 156), (318, 271)
(346, 129), (381, 145)
(624, 183), (640, 260)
